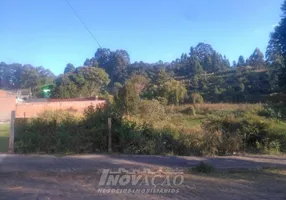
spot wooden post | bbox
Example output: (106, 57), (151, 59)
(24, 112), (26, 119)
(8, 111), (15, 153)
(108, 118), (112, 153)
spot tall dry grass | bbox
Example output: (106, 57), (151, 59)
(171, 103), (263, 114)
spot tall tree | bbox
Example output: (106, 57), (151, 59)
(85, 48), (130, 84)
(64, 63), (75, 74)
(190, 43), (229, 72)
(159, 79), (187, 105)
(237, 56), (246, 67)
(248, 48), (266, 69)
(115, 81), (140, 116)
(232, 61), (237, 68)
(266, 0), (286, 90)
(52, 74), (78, 98)
(52, 67), (110, 98)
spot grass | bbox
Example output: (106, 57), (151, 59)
(131, 113), (205, 133)
(132, 103), (283, 135)
(272, 121), (286, 133)
(0, 124), (10, 152)
(189, 168), (286, 181)
(173, 103), (263, 114)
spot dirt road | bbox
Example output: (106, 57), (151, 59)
(0, 169), (286, 200)
(0, 154), (286, 200)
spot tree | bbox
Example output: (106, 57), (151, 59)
(128, 74), (149, 94)
(115, 81), (140, 116)
(189, 43), (230, 72)
(237, 56), (246, 67)
(232, 61), (237, 68)
(191, 93), (204, 104)
(85, 48), (130, 84)
(159, 79), (187, 105)
(157, 68), (171, 85)
(245, 58), (250, 66)
(0, 62), (55, 94)
(223, 55), (231, 69)
(83, 58), (98, 67)
(248, 48), (266, 69)
(188, 55), (203, 75)
(266, 0), (286, 90)
(52, 67), (110, 98)
(74, 67), (110, 96)
(20, 65), (41, 91)
(111, 82), (123, 95)
(52, 74), (78, 98)
(64, 63), (75, 74)
(190, 43), (214, 61)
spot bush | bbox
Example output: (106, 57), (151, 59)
(15, 113), (84, 154)
(191, 93), (204, 104)
(138, 100), (166, 122)
(259, 103), (286, 120)
(156, 97), (168, 106)
(202, 113), (286, 154)
(181, 106), (196, 116)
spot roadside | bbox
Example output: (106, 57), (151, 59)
(0, 154), (286, 173)
(0, 123), (9, 153)
(0, 154), (286, 199)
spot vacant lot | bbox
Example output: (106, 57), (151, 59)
(0, 124), (9, 152)
(0, 169), (285, 200)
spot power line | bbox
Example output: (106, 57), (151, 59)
(64, 0), (102, 48)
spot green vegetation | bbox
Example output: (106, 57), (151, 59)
(0, 124), (10, 152)
(52, 67), (110, 98)
(14, 101), (286, 155)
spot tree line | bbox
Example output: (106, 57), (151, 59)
(1, 0), (286, 103)
(0, 62), (55, 96)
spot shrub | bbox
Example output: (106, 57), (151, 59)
(202, 113), (286, 154)
(256, 139), (281, 154)
(259, 103), (286, 120)
(38, 110), (83, 122)
(138, 100), (166, 122)
(156, 97), (168, 106)
(191, 93), (204, 104)
(15, 112), (83, 153)
(181, 106), (196, 116)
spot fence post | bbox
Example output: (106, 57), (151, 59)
(108, 118), (112, 153)
(8, 111), (15, 153)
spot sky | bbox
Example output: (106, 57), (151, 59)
(0, 0), (283, 75)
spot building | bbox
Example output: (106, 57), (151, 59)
(17, 89), (32, 100)
(0, 89), (16, 122)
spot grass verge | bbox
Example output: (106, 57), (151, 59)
(0, 124), (10, 152)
